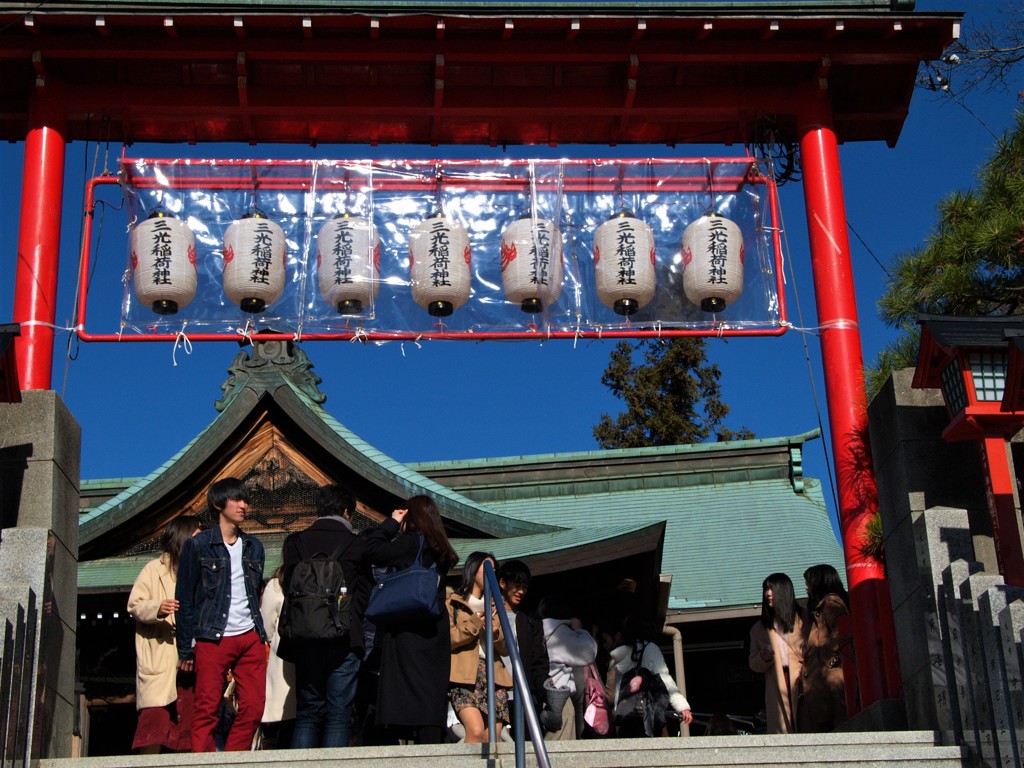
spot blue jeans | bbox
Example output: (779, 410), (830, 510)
(291, 647), (362, 748)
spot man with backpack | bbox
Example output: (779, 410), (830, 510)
(279, 484), (369, 748)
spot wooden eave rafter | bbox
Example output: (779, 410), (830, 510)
(0, 8), (960, 147)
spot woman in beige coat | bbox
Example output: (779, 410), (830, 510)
(798, 564), (850, 733)
(748, 572), (804, 734)
(448, 552), (512, 743)
(128, 516), (201, 753)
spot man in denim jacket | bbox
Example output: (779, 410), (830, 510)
(176, 477), (268, 752)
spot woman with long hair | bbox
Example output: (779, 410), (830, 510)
(362, 495), (458, 744)
(448, 551), (512, 743)
(748, 572), (803, 734)
(797, 563), (850, 732)
(128, 515), (202, 752)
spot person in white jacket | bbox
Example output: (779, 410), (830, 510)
(539, 596), (598, 740)
(259, 567), (296, 748)
(609, 616), (692, 737)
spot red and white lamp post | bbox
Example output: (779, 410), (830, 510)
(913, 313), (1024, 586)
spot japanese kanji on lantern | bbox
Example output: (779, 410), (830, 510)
(593, 210), (657, 316)
(129, 210), (197, 315)
(223, 211), (287, 313)
(409, 213), (472, 317)
(681, 214), (745, 313)
(500, 216), (564, 314)
(317, 214), (381, 315)
(103, 157), (785, 341)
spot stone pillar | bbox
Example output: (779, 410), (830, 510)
(0, 390), (80, 759)
(978, 585), (1024, 768)
(867, 369), (990, 735)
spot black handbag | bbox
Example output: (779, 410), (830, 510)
(364, 535), (442, 625)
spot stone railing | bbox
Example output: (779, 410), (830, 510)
(907, 507), (1023, 768)
(0, 548), (40, 768)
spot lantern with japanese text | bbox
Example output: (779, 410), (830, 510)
(500, 215), (564, 313)
(223, 211), (287, 313)
(593, 210), (657, 316)
(409, 214), (472, 317)
(682, 214), (745, 313)
(129, 211), (198, 315)
(317, 215), (381, 314)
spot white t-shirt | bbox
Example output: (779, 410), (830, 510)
(223, 537), (255, 636)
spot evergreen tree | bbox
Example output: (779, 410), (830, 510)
(867, 112), (1024, 397)
(593, 337), (754, 448)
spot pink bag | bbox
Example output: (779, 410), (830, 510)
(583, 663), (613, 737)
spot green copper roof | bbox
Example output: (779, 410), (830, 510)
(412, 430), (842, 610)
(79, 519), (664, 592)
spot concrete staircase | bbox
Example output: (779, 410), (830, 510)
(42, 731), (968, 768)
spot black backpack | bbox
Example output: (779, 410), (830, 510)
(613, 644), (672, 737)
(279, 537), (354, 642)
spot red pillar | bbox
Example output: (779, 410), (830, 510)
(798, 96), (896, 709)
(13, 90), (66, 391)
(980, 434), (1024, 586)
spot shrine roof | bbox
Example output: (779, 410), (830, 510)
(79, 519), (666, 592)
(76, 340), (838, 611)
(413, 430), (841, 611)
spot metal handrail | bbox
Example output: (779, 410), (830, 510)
(481, 560), (552, 768)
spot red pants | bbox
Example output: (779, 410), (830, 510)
(192, 630), (267, 752)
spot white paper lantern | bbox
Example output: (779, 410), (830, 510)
(130, 212), (197, 315)
(409, 214), (472, 317)
(593, 211), (657, 316)
(500, 216), (563, 313)
(682, 214), (745, 313)
(317, 215), (381, 314)
(223, 212), (287, 313)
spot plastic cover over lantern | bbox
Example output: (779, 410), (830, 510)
(593, 210), (657, 315)
(409, 214), (472, 317)
(130, 211), (198, 315)
(317, 215), (380, 314)
(500, 216), (564, 313)
(223, 212), (287, 313)
(682, 214), (745, 313)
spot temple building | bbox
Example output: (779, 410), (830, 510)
(76, 339), (843, 751)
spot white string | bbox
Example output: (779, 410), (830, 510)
(16, 320), (80, 333)
(349, 329), (368, 343)
(400, 335), (424, 357)
(172, 323), (192, 366)
(234, 318), (254, 345)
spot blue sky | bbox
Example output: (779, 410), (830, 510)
(0, 2), (1019, 540)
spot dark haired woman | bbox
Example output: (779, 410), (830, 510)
(798, 563), (850, 733)
(448, 551), (512, 743)
(363, 495), (459, 744)
(748, 572), (804, 734)
(128, 516), (202, 752)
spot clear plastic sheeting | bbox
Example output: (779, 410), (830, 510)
(102, 157), (786, 342)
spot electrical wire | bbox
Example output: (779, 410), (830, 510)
(763, 149), (841, 536)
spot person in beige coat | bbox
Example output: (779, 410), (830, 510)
(128, 516), (201, 752)
(448, 552), (512, 743)
(797, 564), (850, 733)
(748, 572), (804, 734)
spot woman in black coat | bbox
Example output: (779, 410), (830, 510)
(362, 495), (458, 744)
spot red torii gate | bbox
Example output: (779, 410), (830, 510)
(2, 0), (960, 713)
